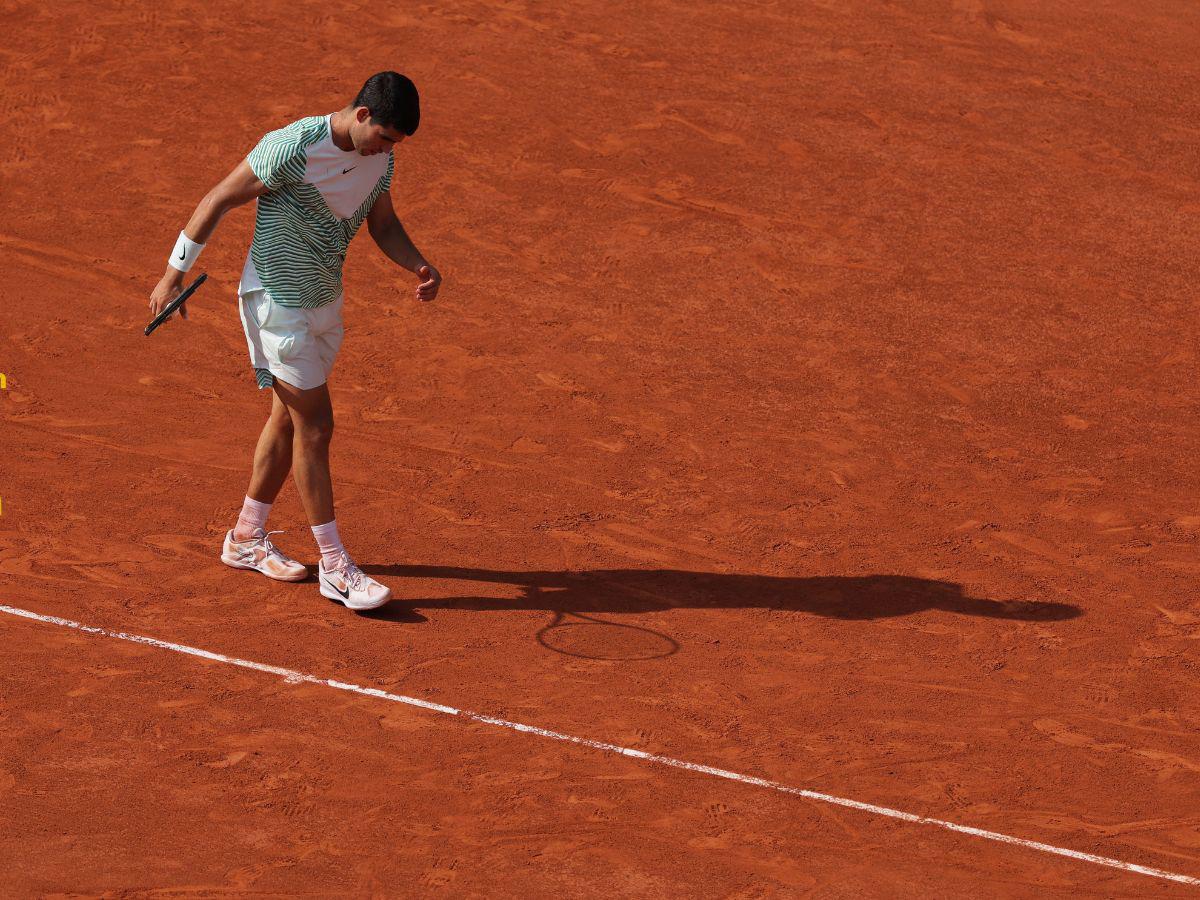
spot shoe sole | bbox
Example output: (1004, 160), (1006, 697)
(319, 582), (392, 611)
(220, 553), (309, 583)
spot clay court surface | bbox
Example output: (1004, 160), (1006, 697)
(4, 0), (1200, 895)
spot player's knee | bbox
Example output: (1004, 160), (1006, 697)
(270, 406), (294, 436)
(298, 413), (334, 446)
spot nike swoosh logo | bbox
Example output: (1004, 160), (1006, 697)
(342, 166), (357, 174)
(323, 576), (350, 599)
(177, 249), (185, 259)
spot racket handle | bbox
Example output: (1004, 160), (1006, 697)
(145, 272), (208, 336)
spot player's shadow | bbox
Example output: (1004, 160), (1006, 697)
(357, 566), (1080, 622)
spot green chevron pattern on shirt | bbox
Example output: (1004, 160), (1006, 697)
(246, 116), (393, 308)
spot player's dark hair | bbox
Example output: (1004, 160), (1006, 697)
(352, 71), (420, 135)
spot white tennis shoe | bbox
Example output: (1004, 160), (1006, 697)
(221, 529), (308, 582)
(318, 551), (392, 611)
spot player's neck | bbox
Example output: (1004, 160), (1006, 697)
(329, 109), (355, 152)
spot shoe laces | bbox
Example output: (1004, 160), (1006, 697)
(260, 530), (288, 560)
(240, 529), (290, 564)
(329, 550), (366, 590)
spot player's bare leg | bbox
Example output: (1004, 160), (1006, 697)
(273, 375), (391, 610)
(236, 392), (294, 536)
(272, 377), (335, 525)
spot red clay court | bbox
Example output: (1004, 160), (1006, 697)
(3, 0), (1200, 895)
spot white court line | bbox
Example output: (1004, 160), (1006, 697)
(2, 602), (1197, 888)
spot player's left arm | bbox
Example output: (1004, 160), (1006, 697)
(367, 189), (441, 302)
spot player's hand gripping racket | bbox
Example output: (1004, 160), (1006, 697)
(145, 272), (207, 336)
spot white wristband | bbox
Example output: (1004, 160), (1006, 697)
(168, 230), (205, 272)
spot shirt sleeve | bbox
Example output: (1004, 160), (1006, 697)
(246, 125), (308, 191)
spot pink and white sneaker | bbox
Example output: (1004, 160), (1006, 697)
(318, 551), (391, 611)
(221, 529), (308, 582)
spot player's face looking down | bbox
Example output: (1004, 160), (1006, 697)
(351, 106), (407, 155)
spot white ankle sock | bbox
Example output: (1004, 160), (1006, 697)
(311, 520), (346, 569)
(234, 496), (272, 540)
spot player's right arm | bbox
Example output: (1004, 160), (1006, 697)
(148, 160), (269, 322)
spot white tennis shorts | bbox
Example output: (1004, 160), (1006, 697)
(238, 288), (344, 391)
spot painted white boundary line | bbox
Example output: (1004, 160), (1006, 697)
(2, 603), (1197, 888)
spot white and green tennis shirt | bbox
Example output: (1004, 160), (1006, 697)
(239, 113), (394, 308)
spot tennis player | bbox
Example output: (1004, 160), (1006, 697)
(148, 71), (440, 611)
